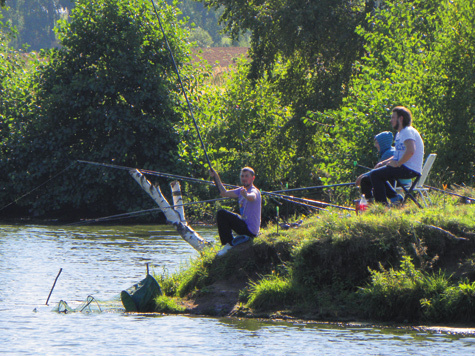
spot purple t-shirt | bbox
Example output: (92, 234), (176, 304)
(230, 186), (261, 235)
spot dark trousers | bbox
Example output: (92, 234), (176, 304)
(217, 209), (255, 246)
(370, 165), (419, 203)
(361, 175), (398, 200)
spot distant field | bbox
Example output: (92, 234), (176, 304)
(191, 47), (249, 69)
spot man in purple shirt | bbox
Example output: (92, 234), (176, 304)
(210, 167), (261, 256)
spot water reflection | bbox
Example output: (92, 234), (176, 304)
(1, 224), (474, 356)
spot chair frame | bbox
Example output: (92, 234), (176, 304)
(396, 153), (437, 208)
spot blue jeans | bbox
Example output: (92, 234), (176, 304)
(369, 165), (419, 204)
(217, 209), (255, 245)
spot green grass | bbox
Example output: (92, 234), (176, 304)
(154, 188), (475, 323)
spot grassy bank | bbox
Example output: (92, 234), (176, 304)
(153, 190), (475, 325)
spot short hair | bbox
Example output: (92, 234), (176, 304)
(241, 167), (255, 176)
(392, 106), (413, 128)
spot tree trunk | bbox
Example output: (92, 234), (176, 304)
(129, 169), (208, 252)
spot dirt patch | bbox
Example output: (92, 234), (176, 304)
(182, 279), (246, 316)
(178, 242), (278, 317)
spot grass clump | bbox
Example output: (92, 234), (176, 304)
(246, 274), (295, 310)
(359, 255), (475, 323)
(154, 295), (186, 313)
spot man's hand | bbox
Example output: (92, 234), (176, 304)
(355, 174), (364, 187)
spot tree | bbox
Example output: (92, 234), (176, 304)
(305, 0), (475, 186)
(6, 0), (191, 218)
(0, 17), (41, 214)
(419, 0), (475, 183)
(0, 0), (74, 50)
(198, 0), (376, 174)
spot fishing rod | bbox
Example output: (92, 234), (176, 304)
(265, 192), (354, 211)
(270, 182), (355, 194)
(424, 185), (475, 202)
(149, 0), (212, 170)
(68, 197), (230, 225)
(77, 160), (236, 188)
(78, 160), (354, 210)
(78, 160), (355, 194)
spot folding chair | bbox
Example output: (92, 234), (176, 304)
(396, 153), (437, 208)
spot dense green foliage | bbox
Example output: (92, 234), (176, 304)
(306, 0), (475, 184)
(1, 0), (193, 217)
(1, 0), (474, 220)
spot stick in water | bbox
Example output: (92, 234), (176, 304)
(45, 268), (62, 306)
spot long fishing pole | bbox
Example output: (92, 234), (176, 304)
(78, 160), (356, 194)
(270, 182), (355, 194)
(265, 192), (354, 211)
(77, 160), (235, 188)
(424, 185), (475, 202)
(78, 159), (355, 210)
(68, 197), (230, 225)
(149, 0), (212, 170)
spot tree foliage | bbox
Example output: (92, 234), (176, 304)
(2, 0), (191, 218)
(305, 0), (474, 185)
(0, 0), (73, 50)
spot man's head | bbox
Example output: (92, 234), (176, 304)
(391, 106), (413, 131)
(240, 167), (255, 188)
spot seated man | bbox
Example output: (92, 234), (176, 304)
(369, 106), (424, 205)
(209, 167), (261, 256)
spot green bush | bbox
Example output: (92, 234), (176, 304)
(359, 255), (475, 323)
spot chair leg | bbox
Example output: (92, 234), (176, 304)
(398, 177), (423, 209)
(418, 191), (428, 207)
(418, 190), (432, 207)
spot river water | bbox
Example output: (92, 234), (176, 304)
(1, 224), (475, 355)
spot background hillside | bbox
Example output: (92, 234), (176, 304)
(0, 0), (247, 50)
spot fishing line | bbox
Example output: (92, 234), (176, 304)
(0, 162), (75, 213)
(68, 197), (230, 225)
(148, 0), (212, 170)
(77, 160), (235, 188)
(78, 160), (354, 211)
(424, 185), (475, 202)
(270, 182), (355, 194)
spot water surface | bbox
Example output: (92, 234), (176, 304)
(1, 224), (474, 355)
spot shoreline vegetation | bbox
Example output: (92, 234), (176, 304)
(153, 189), (475, 330)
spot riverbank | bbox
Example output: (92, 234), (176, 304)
(154, 194), (475, 327)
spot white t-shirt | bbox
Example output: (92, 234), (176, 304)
(394, 126), (424, 174)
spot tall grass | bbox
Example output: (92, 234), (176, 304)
(359, 256), (475, 322)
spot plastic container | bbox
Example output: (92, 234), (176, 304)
(359, 194), (368, 212)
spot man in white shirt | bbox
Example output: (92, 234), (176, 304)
(369, 106), (424, 204)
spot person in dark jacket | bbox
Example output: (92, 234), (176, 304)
(356, 131), (395, 201)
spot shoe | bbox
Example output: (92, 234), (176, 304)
(232, 235), (250, 246)
(390, 194), (404, 205)
(217, 243), (233, 257)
